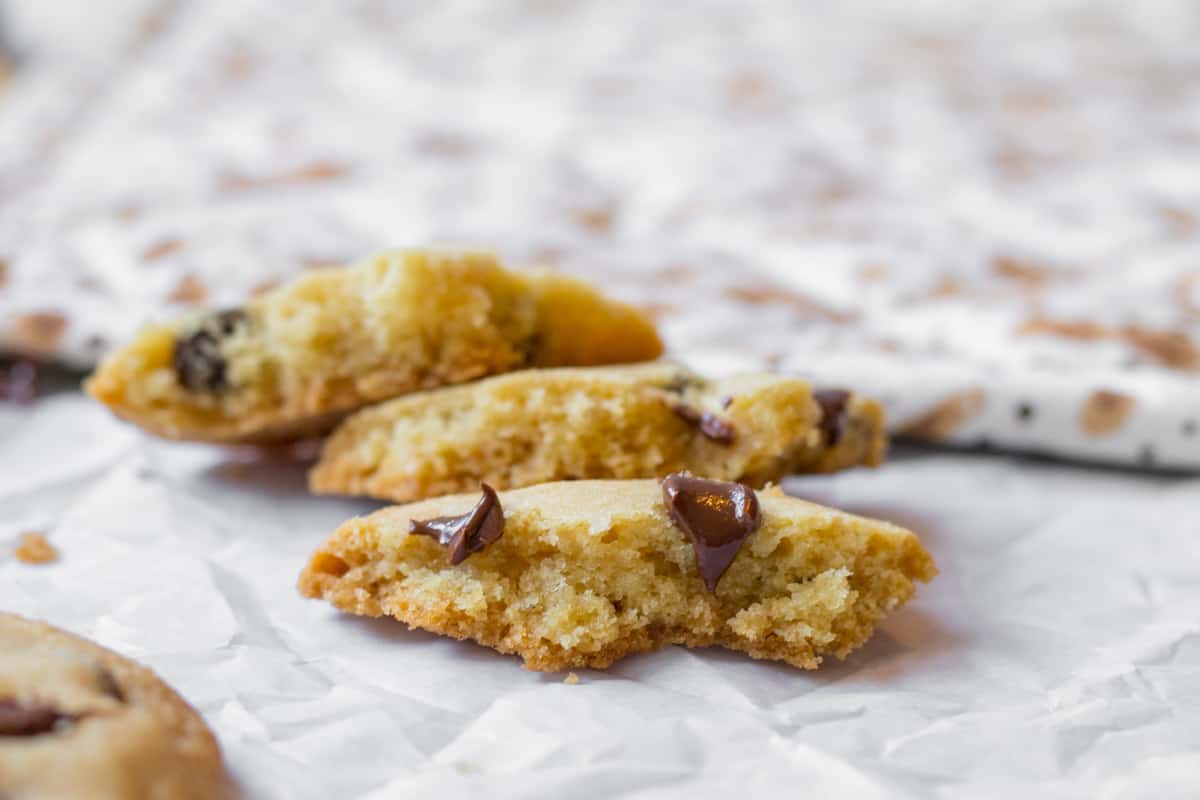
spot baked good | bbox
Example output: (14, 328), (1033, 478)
(0, 613), (236, 800)
(299, 475), (935, 671)
(85, 249), (662, 443)
(310, 364), (886, 502)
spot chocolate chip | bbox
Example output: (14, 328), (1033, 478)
(813, 389), (851, 446)
(172, 309), (249, 392)
(660, 472), (761, 592)
(0, 699), (73, 737)
(673, 403), (736, 444)
(410, 483), (505, 565)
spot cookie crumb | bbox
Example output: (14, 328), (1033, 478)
(14, 532), (58, 564)
(564, 672), (580, 685)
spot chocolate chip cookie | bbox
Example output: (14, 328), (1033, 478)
(309, 364), (887, 502)
(0, 613), (236, 799)
(85, 249), (663, 443)
(299, 476), (935, 671)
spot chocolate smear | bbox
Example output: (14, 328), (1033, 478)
(814, 389), (851, 446)
(173, 309), (249, 393)
(0, 699), (73, 737)
(673, 403), (736, 444)
(661, 472), (761, 592)
(410, 483), (505, 565)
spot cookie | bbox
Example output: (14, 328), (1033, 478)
(85, 249), (662, 443)
(298, 476), (935, 671)
(309, 364), (887, 502)
(0, 613), (235, 799)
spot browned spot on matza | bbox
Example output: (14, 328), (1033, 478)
(1002, 89), (1060, 117)
(1018, 317), (1199, 371)
(9, 312), (67, 356)
(1017, 318), (1108, 341)
(1122, 327), (1199, 371)
(143, 239), (184, 261)
(167, 275), (208, 306)
(899, 389), (986, 440)
(574, 208), (615, 233)
(930, 277), (967, 298)
(1079, 390), (1136, 436)
(1176, 274), (1200, 321)
(656, 264), (701, 283)
(221, 160), (350, 192)
(728, 71), (772, 107)
(724, 285), (858, 323)
(992, 256), (1077, 288)
(1160, 206), (1198, 238)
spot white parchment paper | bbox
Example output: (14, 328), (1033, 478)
(2, 394), (1198, 799)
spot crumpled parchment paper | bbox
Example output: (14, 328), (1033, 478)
(3, 394), (1198, 798)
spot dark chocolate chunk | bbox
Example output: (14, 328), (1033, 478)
(172, 309), (249, 392)
(661, 472), (761, 592)
(409, 483), (505, 565)
(0, 699), (73, 737)
(673, 403), (736, 444)
(813, 389), (851, 446)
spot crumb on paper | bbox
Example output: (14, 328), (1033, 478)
(564, 672), (580, 685)
(15, 531), (59, 564)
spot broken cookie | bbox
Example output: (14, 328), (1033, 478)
(310, 364), (887, 502)
(299, 477), (935, 671)
(86, 249), (663, 443)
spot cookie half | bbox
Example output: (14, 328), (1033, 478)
(299, 478), (935, 671)
(0, 614), (236, 800)
(85, 249), (662, 443)
(309, 364), (886, 502)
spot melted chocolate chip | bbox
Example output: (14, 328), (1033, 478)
(172, 309), (249, 392)
(409, 483), (505, 565)
(661, 472), (761, 592)
(673, 403), (736, 444)
(813, 389), (851, 446)
(0, 699), (73, 737)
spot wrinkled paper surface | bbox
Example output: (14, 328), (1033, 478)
(2, 395), (1198, 799)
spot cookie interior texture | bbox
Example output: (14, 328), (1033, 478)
(299, 480), (936, 671)
(0, 613), (235, 800)
(85, 249), (662, 443)
(310, 364), (887, 502)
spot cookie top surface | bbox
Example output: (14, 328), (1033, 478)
(0, 614), (235, 800)
(364, 479), (909, 541)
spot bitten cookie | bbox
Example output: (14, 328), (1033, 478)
(310, 364), (887, 502)
(85, 249), (662, 443)
(299, 476), (935, 671)
(0, 613), (236, 800)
